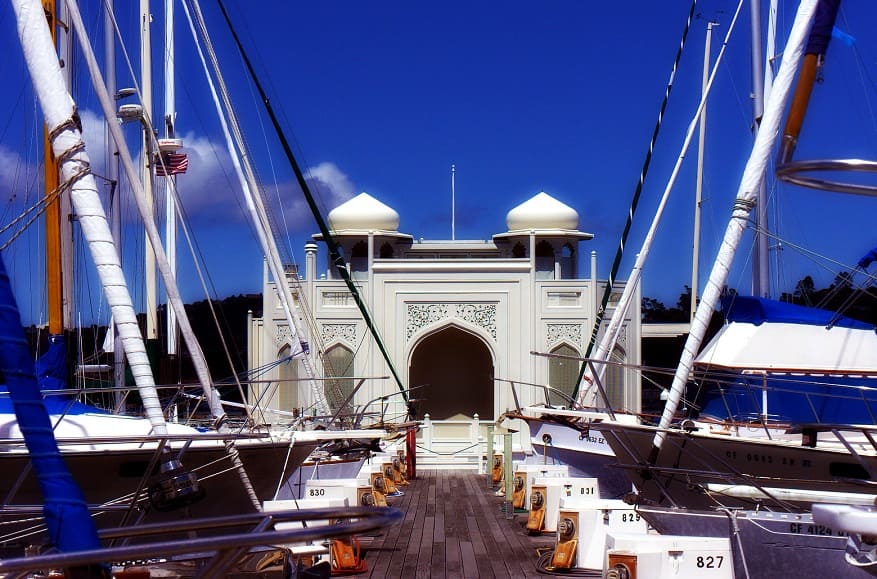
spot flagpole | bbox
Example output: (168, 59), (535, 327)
(451, 164), (456, 240)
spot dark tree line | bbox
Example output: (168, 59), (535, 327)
(26, 294), (263, 404)
(642, 275), (877, 325)
(780, 273), (877, 325)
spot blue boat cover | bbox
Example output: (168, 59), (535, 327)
(722, 295), (873, 330)
(859, 247), (877, 269)
(805, 0), (840, 55)
(0, 255), (101, 552)
(0, 332), (110, 415)
(699, 296), (877, 423)
(698, 373), (877, 424)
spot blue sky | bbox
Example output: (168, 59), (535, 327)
(1, 0), (877, 326)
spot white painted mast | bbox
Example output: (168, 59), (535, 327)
(575, 2), (744, 408)
(164, 0), (178, 356)
(12, 0), (167, 434)
(750, 0), (770, 298)
(691, 22), (716, 323)
(66, 0), (261, 508)
(183, 0), (330, 416)
(141, 0), (159, 349)
(653, 0), (818, 452)
(104, 0), (127, 402)
(65, 0), (225, 424)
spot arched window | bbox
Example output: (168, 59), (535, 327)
(379, 242), (394, 259)
(324, 344), (355, 412)
(350, 241), (368, 279)
(277, 345), (299, 412)
(512, 242), (527, 259)
(559, 244), (575, 279)
(535, 240), (555, 279)
(606, 345), (627, 410)
(548, 343), (579, 406)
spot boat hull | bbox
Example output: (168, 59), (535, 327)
(524, 418), (633, 499)
(593, 420), (877, 510)
(0, 436), (319, 545)
(638, 504), (873, 578)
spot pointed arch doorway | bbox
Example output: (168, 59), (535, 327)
(409, 327), (494, 420)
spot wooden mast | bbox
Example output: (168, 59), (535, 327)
(42, 0), (63, 336)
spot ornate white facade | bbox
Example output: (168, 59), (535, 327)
(248, 191), (641, 438)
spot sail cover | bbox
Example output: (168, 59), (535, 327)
(695, 296), (877, 423)
(0, 254), (101, 552)
(0, 333), (110, 416)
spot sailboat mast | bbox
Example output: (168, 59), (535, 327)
(42, 0), (62, 337)
(572, 0), (698, 401)
(574, 3), (743, 408)
(104, 0), (126, 398)
(15, 0), (169, 434)
(141, 0), (159, 352)
(164, 0), (178, 358)
(182, 0), (331, 416)
(750, 0), (770, 298)
(651, 0), (817, 455)
(691, 21), (716, 323)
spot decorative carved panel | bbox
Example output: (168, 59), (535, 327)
(546, 323), (582, 349)
(321, 323), (357, 345)
(406, 303), (497, 342)
(617, 325), (628, 349)
(273, 325), (293, 347)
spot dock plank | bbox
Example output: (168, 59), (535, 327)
(351, 469), (560, 578)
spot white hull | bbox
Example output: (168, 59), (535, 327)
(0, 412), (333, 545)
(639, 504), (874, 578)
(517, 408), (634, 499)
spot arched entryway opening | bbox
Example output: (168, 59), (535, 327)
(409, 326), (494, 420)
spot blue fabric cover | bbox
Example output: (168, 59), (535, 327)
(35, 333), (68, 393)
(699, 373), (877, 424)
(722, 295), (873, 330)
(0, 255), (101, 552)
(700, 296), (877, 423)
(805, 0), (840, 55)
(859, 247), (877, 269)
(0, 332), (109, 415)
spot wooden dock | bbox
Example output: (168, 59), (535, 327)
(352, 469), (580, 578)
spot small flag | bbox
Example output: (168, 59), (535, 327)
(832, 26), (856, 47)
(155, 151), (189, 176)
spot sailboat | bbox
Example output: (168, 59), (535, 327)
(585, 0), (877, 576)
(501, 1), (736, 499)
(0, 0), (400, 550)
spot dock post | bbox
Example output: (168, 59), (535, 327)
(406, 427), (417, 480)
(486, 424), (494, 485)
(503, 431), (513, 519)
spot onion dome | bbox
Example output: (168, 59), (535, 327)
(328, 192), (400, 232)
(505, 192), (579, 232)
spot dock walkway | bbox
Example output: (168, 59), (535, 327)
(353, 469), (581, 578)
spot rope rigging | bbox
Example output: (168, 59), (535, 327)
(213, 0), (410, 410)
(572, 0), (699, 400)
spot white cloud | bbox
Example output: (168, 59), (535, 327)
(305, 161), (356, 208)
(78, 109), (108, 176)
(4, 107), (359, 241)
(266, 161), (357, 235)
(0, 144), (29, 193)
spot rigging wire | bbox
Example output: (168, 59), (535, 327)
(573, 0), (699, 398)
(213, 0), (409, 407)
(104, 0), (265, 416)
